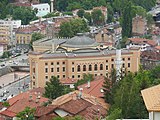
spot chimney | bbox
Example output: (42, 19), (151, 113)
(35, 96), (39, 103)
(87, 81), (90, 88)
(78, 88), (83, 99)
(29, 94), (32, 102)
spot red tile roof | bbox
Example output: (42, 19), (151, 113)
(35, 105), (57, 117)
(8, 87), (48, 105)
(79, 105), (107, 120)
(7, 98), (43, 114)
(141, 50), (160, 61)
(16, 25), (40, 34)
(77, 76), (105, 98)
(128, 38), (157, 46)
(38, 114), (57, 120)
(59, 99), (92, 115)
(60, 78), (77, 84)
(155, 46), (160, 50)
(0, 110), (16, 117)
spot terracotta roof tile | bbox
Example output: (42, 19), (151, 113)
(60, 78), (77, 84)
(7, 98), (43, 114)
(79, 105), (107, 120)
(59, 99), (92, 115)
(141, 84), (160, 112)
(38, 114), (57, 120)
(155, 46), (160, 50)
(35, 105), (57, 117)
(77, 76), (105, 98)
(141, 50), (160, 61)
(128, 38), (157, 46)
(0, 110), (16, 117)
(8, 87), (48, 105)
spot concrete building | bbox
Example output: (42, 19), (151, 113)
(29, 34), (140, 89)
(0, 19), (21, 45)
(132, 15), (147, 36)
(15, 24), (45, 44)
(141, 84), (160, 120)
(32, 3), (50, 17)
(126, 38), (158, 51)
(91, 22), (122, 48)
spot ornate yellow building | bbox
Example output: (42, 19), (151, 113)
(29, 34), (140, 88)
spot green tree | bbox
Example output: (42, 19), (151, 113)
(44, 76), (72, 100)
(74, 74), (93, 89)
(29, 32), (45, 49)
(84, 12), (92, 25)
(12, 6), (38, 25)
(91, 9), (105, 26)
(2, 101), (10, 107)
(16, 107), (35, 120)
(43, 12), (60, 18)
(59, 18), (89, 37)
(59, 22), (74, 37)
(77, 9), (85, 18)
(122, 1), (132, 38)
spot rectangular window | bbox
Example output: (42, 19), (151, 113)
(123, 63), (125, 68)
(63, 67), (65, 72)
(128, 58), (130, 60)
(51, 68), (54, 72)
(63, 62), (65, 64)
(78, 75), (80, 78)
(106, 65), (108, 70)
(111, 59), (114, 62)
(128, 63), (130, 67)
(45, 68), (48, 73)
(57, 68), (59, 72)
(45, 62), (48, 66)
(72, 62), (74, 65)
(51, 62), (54, 65)
(33, 68), (35, 73)
(45, 76), (48, 79)
(57, 75), (59, 78)
(72, 67), (74, 72)
(72, 75), (74, 78)
(33, 82), (35, 85)
(123, 58), (125, 61)
(57, 62), (59, 65)
(111, 64), (114, 68)
(63, 75), (65, 78)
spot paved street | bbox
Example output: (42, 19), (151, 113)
(0, 75), (30, 102)
(0, 54), (29, 68)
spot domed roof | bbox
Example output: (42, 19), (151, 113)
(62, 34), (99, 48)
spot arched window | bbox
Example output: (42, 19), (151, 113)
(83, 65), (86, 71)
(94, 64), (97, 71)
(100, 64), (103, 70)
(89, 65), (92, 71)
(77, 65), (80, 72)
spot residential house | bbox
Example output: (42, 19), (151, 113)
(16, 25), (41, 44)
(141, 50), (160, 70)
(0, 88), (48, 120)
(31, 3), (50, 17)
(141, 84), (160, 120)
(0, 19), (21, 45)
(132, 15), (147, 36)
(34, 90), (109, 120)
(91, 22), (122, 48)
(126, 38), (158, 51)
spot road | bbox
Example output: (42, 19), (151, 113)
(0, 75), (30, 102)
(0, 54), (29, 68)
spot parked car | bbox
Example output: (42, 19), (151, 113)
(3, 90), (9, 94)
